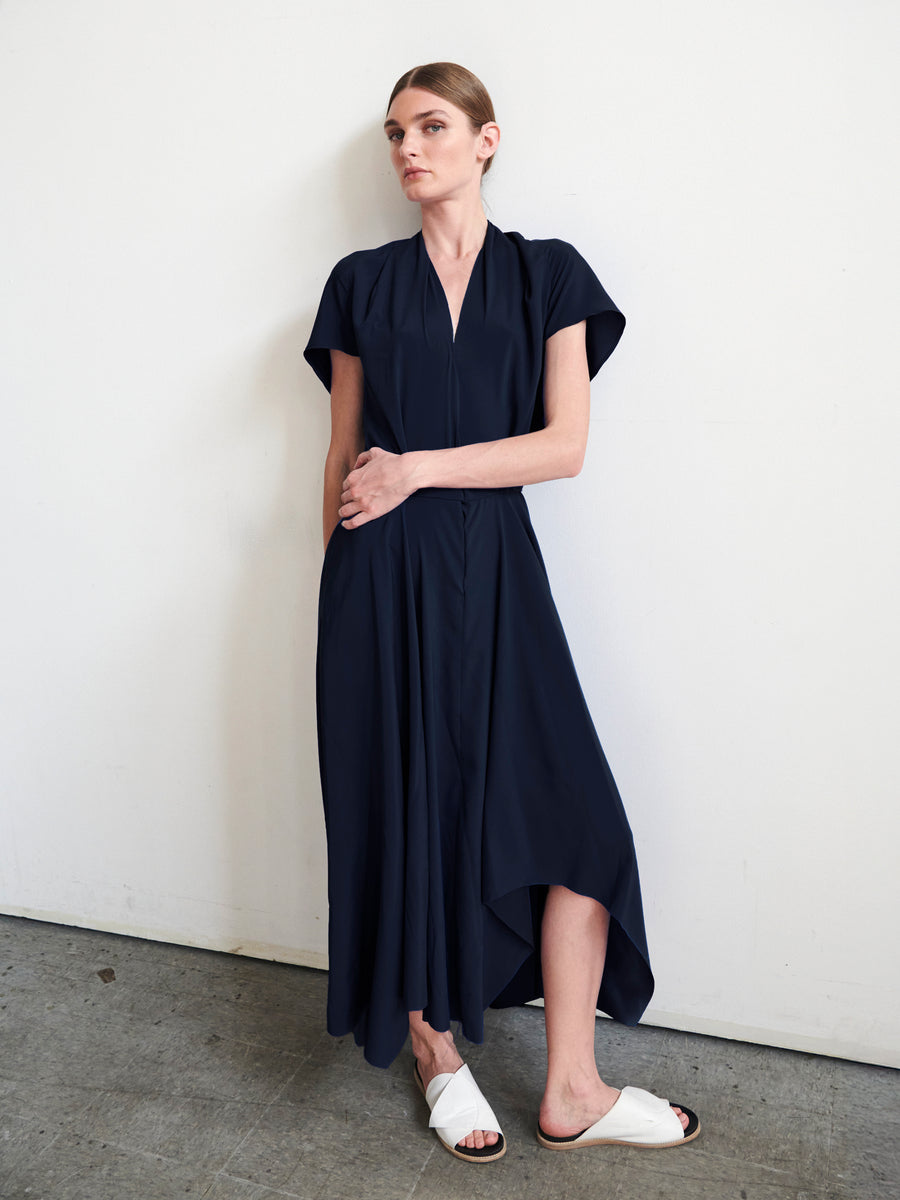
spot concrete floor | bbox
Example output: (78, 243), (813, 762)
(0, 915), (896, 1200)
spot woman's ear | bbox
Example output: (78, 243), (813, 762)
(478, 122), (500, 167)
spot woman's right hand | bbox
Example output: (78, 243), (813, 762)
(337, 446), (418, 530)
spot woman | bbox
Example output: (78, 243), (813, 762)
(304, 62), (699, 1164)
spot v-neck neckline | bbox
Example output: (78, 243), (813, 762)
(420, 221), (491, 343)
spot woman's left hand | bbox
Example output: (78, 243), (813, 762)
(338, 446), (418, 529)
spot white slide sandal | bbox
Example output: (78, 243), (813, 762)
(414, 1062), (507, 1163)
(537, 1085), (701, 1150)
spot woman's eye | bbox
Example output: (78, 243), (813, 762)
(387, 130), (403, 143)
(426, 123), (443, 133)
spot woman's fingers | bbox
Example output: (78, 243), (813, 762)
(338, 446), (412, 528)
(340, 503), (381, 529)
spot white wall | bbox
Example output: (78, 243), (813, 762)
(1, 0), (897, 1068)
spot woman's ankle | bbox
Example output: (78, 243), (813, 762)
(541, 1072), (619, 1120)
(408, 1014), (458, 1067)
(547, 1058), (602, 1089)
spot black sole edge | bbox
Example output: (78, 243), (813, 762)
(679, 1106), (700, 1140)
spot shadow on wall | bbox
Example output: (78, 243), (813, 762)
(337, 119), (422, 250)
(217, 116), (419, 965)
(220, 307), (329, 961)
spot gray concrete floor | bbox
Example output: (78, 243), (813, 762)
(0, 915), (896, 1200)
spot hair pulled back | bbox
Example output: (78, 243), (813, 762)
(387, 62), (497, 175)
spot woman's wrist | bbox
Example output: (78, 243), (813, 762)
(404, 449), (433, 491)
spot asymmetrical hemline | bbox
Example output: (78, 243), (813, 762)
(305, 223), (653, 1069)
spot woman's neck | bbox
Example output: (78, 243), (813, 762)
(420, 197), (488, 262)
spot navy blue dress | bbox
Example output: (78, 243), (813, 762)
(304, 221), (654, 1069)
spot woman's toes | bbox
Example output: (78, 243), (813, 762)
(458, 1129), (496, 1150)
(672, 1106), (689, 1131)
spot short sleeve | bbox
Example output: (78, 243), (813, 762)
(303, 262), (359, 392)
(543, 241), (626, 379)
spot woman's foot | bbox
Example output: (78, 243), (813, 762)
(537, 888), (694, 1148)
(409, 1014), (500, 1151)
(539, 1077), (690, 1139)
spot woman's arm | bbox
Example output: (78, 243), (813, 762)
(412, 320), (590, 487)
(323, 349), (365, 551)
(338, 322), (590, 529)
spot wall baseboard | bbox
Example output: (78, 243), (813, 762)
(4, 906), (896, 1070)
(0, 905), (329, 972)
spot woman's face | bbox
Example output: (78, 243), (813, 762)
(384, 87), (495, 203)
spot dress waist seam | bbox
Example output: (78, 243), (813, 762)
(413, 486), (523, 501)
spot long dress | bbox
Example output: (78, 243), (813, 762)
(304, 221), (654, 1069)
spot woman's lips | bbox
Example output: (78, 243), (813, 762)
(404, 168), (428, 179)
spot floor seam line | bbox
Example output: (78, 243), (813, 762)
(404, 1142), (437, 1199)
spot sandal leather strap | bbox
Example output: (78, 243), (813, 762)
(577, 1086), (685, 1144)
(425, 1064), (503, 1147)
